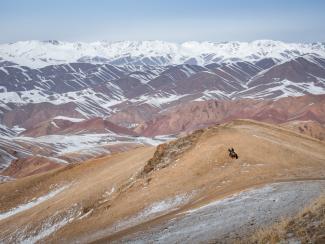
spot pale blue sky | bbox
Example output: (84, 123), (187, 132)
(0, 0), (324, 43)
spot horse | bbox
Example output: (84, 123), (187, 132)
(228, 148), (238, 159)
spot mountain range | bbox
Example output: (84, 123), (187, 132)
(1, 40), (325, 68)
(0, 40), (325, 179)
(1, 39), (325, 243)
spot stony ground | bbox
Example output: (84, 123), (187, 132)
(111, 181), (325, 243)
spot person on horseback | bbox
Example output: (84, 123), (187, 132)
(228, 148), (238, 159)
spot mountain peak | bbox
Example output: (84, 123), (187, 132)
(0, 40), (325, 68)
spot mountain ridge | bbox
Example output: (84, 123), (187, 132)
(1, 40), (325, 179)
(1, 40), (325, 68)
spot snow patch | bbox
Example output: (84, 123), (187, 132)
(78, 209), (94, 220)
(16, 206), (79, 244)
(130, 94), (186, 108)
(0, 175), (13, 183)
(53, 116), (85, 122)
(50, 121), (59, 128)
(107, 193), (193, 236)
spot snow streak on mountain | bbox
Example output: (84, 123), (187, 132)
(0, 40), (325, 176)
(1, 40), (325, 68)
(1, 40), (325, 109)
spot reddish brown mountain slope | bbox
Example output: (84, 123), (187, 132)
(2, 102), (82, 129)
(135, 94), (325, 136)
(21, 117), (137, 137)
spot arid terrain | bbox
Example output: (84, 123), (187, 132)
(1, 119), (324, 243)
(1, 39), (325, 243)
(245, 195), (325, 244)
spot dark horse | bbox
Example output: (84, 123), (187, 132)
(228, 148), (238, 159)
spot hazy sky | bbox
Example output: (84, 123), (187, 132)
(1, 0), (325, 43)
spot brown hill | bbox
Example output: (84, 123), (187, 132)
(1, 143), (141, 179)
(1, 120), (324, 243)
(2, 102), (82, 129)
(135, 94), (325, 136)
(21, 117), (137, 137)
(282, 120), (325, 141)
(1, 156), (63, 178)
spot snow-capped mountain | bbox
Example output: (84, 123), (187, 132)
(1, 40), (325, 68)
(1, 39), (325, 178)
(0, 40), (325, 133)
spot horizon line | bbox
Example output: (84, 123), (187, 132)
(1, 39), (325, 45)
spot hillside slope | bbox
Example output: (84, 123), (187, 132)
(135, 94), (325, 136)
(20, 117), (137, 137)
(0, 120), (324, 243)
(246, 196), (325, 244)
(282, 120), (325, 141)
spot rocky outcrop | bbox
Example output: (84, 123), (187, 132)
(142, 129), (204, 175)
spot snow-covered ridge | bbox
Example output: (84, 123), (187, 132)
(1, 40), (324, 68)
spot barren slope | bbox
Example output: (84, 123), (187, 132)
(245, 196), (325, 244)
(0, 120), (324, 243)
(281, 120), (325, 141)
(135, 94), (325, 136)
(21, 117), (137, 137)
